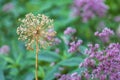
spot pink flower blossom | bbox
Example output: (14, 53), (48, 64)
(0, 45), (10, 54)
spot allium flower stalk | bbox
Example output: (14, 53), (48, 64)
(17, 13), (56, 80)
(95, 27), (114, 43)
(71, 0), (108, 22)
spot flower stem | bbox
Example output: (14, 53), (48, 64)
(35, 38), (39, 80)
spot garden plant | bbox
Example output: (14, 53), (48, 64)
(0, 0), (120, 80)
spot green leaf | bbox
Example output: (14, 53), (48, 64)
(3, 56), (14, 64)
(38, 66), (45, 78)
(0, 56), (7, 70)
(25, 73), (34, 80)
(79, 46), (87, 54)
(26, 1), (41, 12)
(44, 65), (60, 80)
(59, 57), (83, 67)
(0, 70), (5, 80)
(39, 51), (61, 62)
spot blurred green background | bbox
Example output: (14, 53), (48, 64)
(0, 0), (120, 80)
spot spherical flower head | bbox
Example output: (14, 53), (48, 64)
(17, 13), (56, 50)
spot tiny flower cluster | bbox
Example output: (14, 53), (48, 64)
(57, 72), (81, 80)
(54, 38), (61, 45)
(71, 0), (108, 22)
(80, 43), (120, 80)
(64, 27), (76, 35)
(17, 13), (56, 50)
(68, 39), (82, 53)
(0, 45), (10, 54)
(95, 27), (114, 43)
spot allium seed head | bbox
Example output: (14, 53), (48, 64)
(17, 13), (56, 50)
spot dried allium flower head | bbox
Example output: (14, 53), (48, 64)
(17, 13), (56, 50)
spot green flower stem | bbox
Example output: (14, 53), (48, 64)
(35, 38), (39, 80)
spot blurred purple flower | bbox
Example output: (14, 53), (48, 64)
(54, 38), (61, 45)
(71, 0), (108, 22)
(58, 72), (81, 80)
(55, 48), (60, 53)
(95, 27), (114, 43)
(68, 39), (82, 53)
(97, 21), (106, 31)
(116, 26), (120, 37)
(0, 45), (10, 54)
(64, 27), (76, 35)
(114, 16), (120, 22)
(70, 7), (80, 18)
(2, 2), (14, 12)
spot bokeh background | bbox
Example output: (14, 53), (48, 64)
(0, 0), (120, 80)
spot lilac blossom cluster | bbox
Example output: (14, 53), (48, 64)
(68, 40), (82, 53)
(95, 27), (114, 43)
(0, 45), (10, 54)
(64, 27), (76, 35)
(80, 43), (120, 80)
(71, 0), (108, 22)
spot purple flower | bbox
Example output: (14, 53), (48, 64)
(71, 0), (108, 22)
(114, 16), (120, 22)
(0, 45), (10, 54)
(68, 39), (82, 53)
(58, 72), (81, 80)
(64, 27), (76, 35)
(54, 38), (61, 45)
(2, 2), (14, 12)
(95, 27), (114, 43)
(80, 43), (120, 80)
